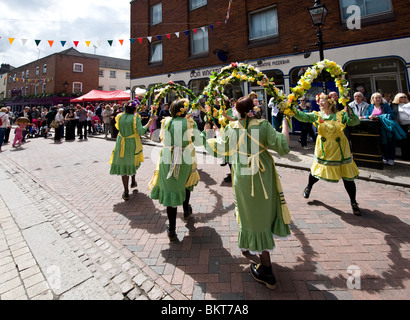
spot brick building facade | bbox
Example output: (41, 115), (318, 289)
(130, 0), (410, 121)
(2, 48), (99, 110)
(2, 48), (131, 111)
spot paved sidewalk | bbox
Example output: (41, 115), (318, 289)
(0, 131), (409, 300)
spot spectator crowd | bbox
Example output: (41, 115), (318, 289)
(1, 89), (410, 165)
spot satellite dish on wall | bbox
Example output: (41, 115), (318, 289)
(213, 49), (229, 62)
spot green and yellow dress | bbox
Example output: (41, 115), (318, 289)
(203, 118), (291, 254)
(109, 112), (147, 176)
(149, 117), (200, 206)
(218, 107), (238, 164)
(294, 109), (360, 182)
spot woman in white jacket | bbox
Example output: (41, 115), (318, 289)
(0, 107), (10, 152)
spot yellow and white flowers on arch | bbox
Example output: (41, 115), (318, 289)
(192, 62), (286, 122)
(279, 59), (351, 117)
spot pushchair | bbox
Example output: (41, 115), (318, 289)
(94, 120), (103, 134)
(28, 119), (40, 138)
(39, 120), (51, 138)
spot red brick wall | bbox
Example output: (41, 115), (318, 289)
(6, 53), (99, 96)
(130, 0), (410, 79)
(53, 54), (99, 94)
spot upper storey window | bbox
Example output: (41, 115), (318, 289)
(249, 6), (278, 41)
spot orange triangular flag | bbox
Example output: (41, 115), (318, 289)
(48, 40), (54, 47)
(8, 38), (15, 45)
(119, 39), (124, 45)
(85, 41), (91, 47)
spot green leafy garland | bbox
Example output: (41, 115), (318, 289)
(192, 62), (285, 121)
(278, 59), (351, 117)
(140, 81), (197, 114)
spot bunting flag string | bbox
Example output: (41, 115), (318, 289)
(0, 74), (54, 84)
(225, 0), (233, 24)
(0, 17), (227, 49)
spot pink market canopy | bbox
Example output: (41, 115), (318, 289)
(70, 90), (130, 103)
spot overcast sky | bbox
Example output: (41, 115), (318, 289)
(0, 0), (130, 68)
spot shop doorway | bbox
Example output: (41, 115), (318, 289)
(346, 57), (408, 102)
(350, 73), (400, 102)
(249, 85), (284, 124)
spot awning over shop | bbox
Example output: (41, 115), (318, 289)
(70, 90), (130, 103)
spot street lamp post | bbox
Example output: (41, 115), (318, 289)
(308, 0), (328, 93)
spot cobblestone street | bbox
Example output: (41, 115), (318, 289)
(1, 133), (410, 300)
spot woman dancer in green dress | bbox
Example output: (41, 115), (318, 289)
(110, 101), (153, 200)
(293, 93), (361, 215)
(203, 97), (291, 289)
(149, 99), (200, 241)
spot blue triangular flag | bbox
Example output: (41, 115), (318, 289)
(209, 25), (214, 30)
(157, 35), (162, 41)
(184, 30), (189, 36)
(130, 38), (135, 45)
(61, 40), (66, 47)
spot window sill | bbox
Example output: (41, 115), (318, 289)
(248, 36), (280, 49)
(149, 62), (163, 68)
(340, 12), (395, 30)
(189, 52), (209, 60)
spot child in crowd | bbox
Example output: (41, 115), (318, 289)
(13, 123), (27, 147)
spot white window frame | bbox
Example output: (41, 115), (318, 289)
(72, 82), (83, 93)
(190, 0), (207, 11)
(339, 0), (393, 21)
(42, 83), (46, 94)
(150, 41), (163, 64)
(99, 70), (104, 77)
(43, 64), (47, 74)
(191, 27), (209, 55)
(249, 6), (279, 41)
(35, 66), (40, 76)
(26, 70), (29, 78)
(150, 3), (162, 26)
(73, 63), (84, 73)
(110, 70), (116, 78)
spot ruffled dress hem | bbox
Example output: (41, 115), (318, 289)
(238, 227), (291, 255)
(150, 185), (188, 207)
(110, 164), (141, 176)
(311, 160), (359, 182)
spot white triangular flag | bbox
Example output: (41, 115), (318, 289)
(21, 39), (28, 45)
(96, 40), (102, 47)
(201, 27), (206, 33)
(147, 36), (152, 43)
(175, 32), (180, 38)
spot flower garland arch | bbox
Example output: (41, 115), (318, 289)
(192, 62), (285, 121)
(140, 81), (197, 114)
(279, 59), (351, 117)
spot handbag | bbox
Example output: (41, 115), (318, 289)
(50, 119), (60, 129)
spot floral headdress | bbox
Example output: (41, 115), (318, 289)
(316, 93), (336, 106)
(176, 99), (190, 117)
